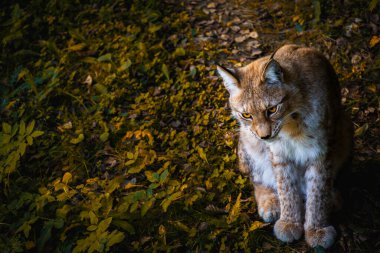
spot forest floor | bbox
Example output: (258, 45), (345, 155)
(0, 0), (379, 252)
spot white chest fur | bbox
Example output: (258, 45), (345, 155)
(269, 131), (324, 165)
(240, 127), (325, 193)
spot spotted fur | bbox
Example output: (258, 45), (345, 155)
(218, 45), (352, 249)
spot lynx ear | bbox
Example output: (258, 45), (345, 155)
(262, 59), (283, 84)
(216, 65), (240, 96)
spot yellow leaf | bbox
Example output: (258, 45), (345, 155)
(249, 221), (267, 232)
(370, 36), (380, 48)
(127, 152), (134, 159)
(227, 193), (241, 224)
(124, 183), (143, 189)
(169, 220), (190, 232)
(367, 84), (377, 93)
(87, 225), (97, 231)
(25, 241), (35, 250)
(205, 179), (212, 190)
(17, 68), (29, 81)
(2, 122), (11, 134)
(62, 172), (72, 184)
(162, 64), (170, 80)
(70, 133), (84, 144)
(141, 198), (155, 216)
(97, 217), (112, 233)
(89, 211), (98, 225)
(125, 160), (135, 166)
(86, 177), (98, 184)
(354, 123), (368, 137)
(67, 43), (86, 52)
(197, 147), (208, 163)
(158, 224), (166, 235)
(174, 47), (186, 57)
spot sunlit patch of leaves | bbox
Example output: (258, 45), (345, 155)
(0, 0), (271, 252)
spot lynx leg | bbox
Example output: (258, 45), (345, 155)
(304, 162), (336, 249)
(272, 159), (303, 243)
(254, 184), (280, 222)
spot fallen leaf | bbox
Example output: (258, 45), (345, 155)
(370, 35), (380, 48)
(235, 36), (247, 43)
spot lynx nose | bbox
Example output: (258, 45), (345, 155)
(254, 124), (272, 140)
(260, 134), (271, 140)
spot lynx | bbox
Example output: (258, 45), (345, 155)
(217, 45), (352, 248)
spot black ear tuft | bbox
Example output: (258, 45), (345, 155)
(262, 59), (283, 84)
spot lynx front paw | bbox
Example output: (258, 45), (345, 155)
(305, 226), (336, 249)
(258, 197), (280, 222)
(274, 219), (303, 243)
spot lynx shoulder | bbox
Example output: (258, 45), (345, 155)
(217, 44), (352, 249)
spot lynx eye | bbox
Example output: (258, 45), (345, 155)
(267, 105), (278, 115)
(241, 113), (252, 119)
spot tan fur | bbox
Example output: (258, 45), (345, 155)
(281, 115), (303, 138)
(254, 184), (280, 222)
(218, 44), (353, 249)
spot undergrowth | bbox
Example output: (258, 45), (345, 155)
(0, 0), (276, 252)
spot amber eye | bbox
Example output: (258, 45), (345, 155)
(267, 106), (278, 115)
(241, 113), (252, 119)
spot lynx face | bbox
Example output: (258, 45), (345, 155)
(217, 59), (301, 140)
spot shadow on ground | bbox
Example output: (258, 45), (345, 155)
(334, 159), (380, 252)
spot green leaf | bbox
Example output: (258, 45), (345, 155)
(17, 68), (29, 81)
(68, 43), (86, 52)
(95, 83), (108, 94)
(100, 132), (109, 142)
(170, 220), (190, 233)
(16, 222), (31, 238)
(369, 0), (379, 11)
(26, 135), (33, 145)
(117, 59), (132, 72)
(0, 134), (11, 145)
(141, 198), (155, 216)
(174, 47), (186, 57)
(31, 131), (44, 138)
(125, 160), (135, 166)
(26, 120), (35, 135)
(56, 205), (71, 219)
(159, 169), (169, 184)
(162, 64), (170, 80)
(70, 133), (84, 144)
(98, 217), (112, 233)
(2, 123), (12, 134)
(37, 222), (53, 252)
(148, 24), (162, 33)
(19, 142), (27, 156)
(87, 225), (98, 231)
(145, 171), (158, 182)
(98, 53), (112, 62)
(169, 191), (183, 201)
(19, 120), (26, 135)
(112, 219), (135, 234)
(161, 198), (172, 212)
(107, 230), (125, 248)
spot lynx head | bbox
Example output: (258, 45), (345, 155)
(217, 58), (301, 140)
